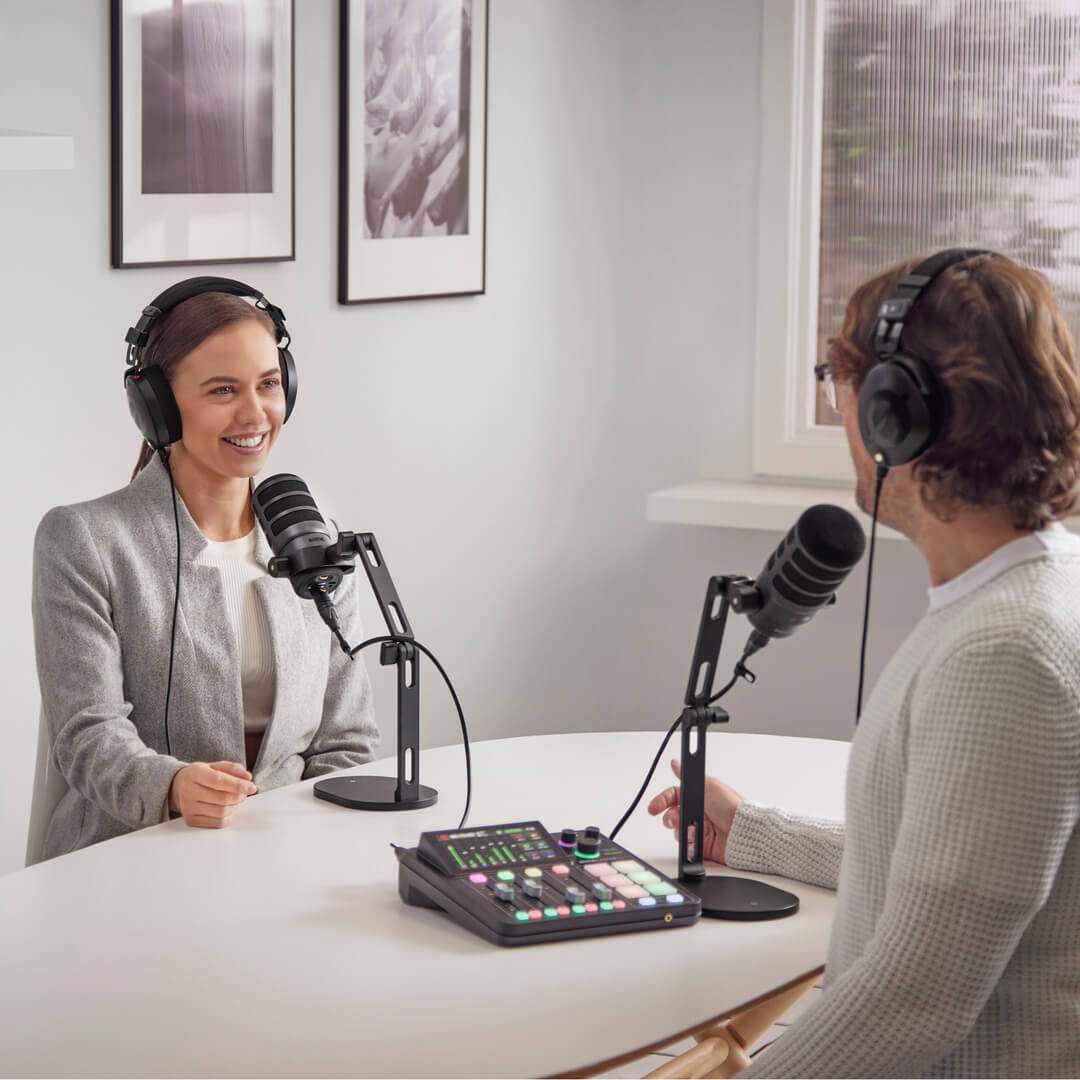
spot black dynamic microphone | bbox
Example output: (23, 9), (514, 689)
(251, 473), (353, 642)
(730, 504), (866, 659)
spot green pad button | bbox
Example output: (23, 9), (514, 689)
(599, 901), (614, 911)
(571, 904), (587, 915)
(496, 870), (515, 882)
(543, 907), (559, 918)
(628, 870), (660, 885)
(646, 881), (676, 897)
(514, 910), (531, 922)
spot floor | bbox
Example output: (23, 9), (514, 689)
(592, 982), (823, 1078)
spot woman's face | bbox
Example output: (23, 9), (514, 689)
(170, 319), (286, 482)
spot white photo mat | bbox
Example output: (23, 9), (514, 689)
(111, 0), (294, 268)
(339, 0), (488, 303)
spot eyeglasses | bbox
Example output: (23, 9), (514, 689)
(814, 363), (840, 412)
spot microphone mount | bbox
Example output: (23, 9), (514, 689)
(270, 531), (437, 812)
(677, 575), (799, 919)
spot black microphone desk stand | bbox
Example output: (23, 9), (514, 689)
(282, 531), (437, 812)
(677, 575), (799, 919)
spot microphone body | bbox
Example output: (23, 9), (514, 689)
(251, 473), (351, 600)
(732, 504), (866, 656)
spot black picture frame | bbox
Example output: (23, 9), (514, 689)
(110, 0), (296, 269)
(338, 0), (488, 304)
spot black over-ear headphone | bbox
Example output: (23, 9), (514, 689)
(858, 248), (993, 468)
(123, 276), (298, 450)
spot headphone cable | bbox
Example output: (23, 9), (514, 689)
(160, 448), (181, 758)
(855, 464), (888, 723)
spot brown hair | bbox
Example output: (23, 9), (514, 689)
(130, 293), (276, 479)
(826, 254), (1080, 529)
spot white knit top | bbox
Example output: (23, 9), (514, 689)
(194, 529), (275, 734)
(729, 530), (1080, 1078)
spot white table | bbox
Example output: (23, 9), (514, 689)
(0, 731), (848, 1078)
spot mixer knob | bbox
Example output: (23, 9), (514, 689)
(575, 835), (601, 857)
(584, 825), (601, 840)
(493, 882), (515, 902)
(559, 828), (577, 848)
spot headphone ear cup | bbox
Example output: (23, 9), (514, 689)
(279, 346), (298, 423)
(125, 365), (182, 450)
(857, 355), (939, 468)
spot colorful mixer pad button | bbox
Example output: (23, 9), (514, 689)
(400, 821), (702, 946)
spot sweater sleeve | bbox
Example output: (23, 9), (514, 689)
(739, 635), (1080, 1078)
(33, 506), (183, 830)
(725, 801), (844, 891)
(301, 553), (380, 778)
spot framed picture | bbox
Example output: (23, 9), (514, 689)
(110, 0), (295, 269)
(339, 0), (488, 303)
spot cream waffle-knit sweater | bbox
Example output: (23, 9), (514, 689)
(728, 530), (1080, 1078)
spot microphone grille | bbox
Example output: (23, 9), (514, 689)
(796, 505), (866, 570)
(251, 473), (329, 552)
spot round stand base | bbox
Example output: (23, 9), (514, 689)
(680, 874), (799, 920)
(313, 775), (438, 811)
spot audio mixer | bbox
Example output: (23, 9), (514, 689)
(396, 821), (701, 945)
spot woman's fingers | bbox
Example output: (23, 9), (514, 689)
(210, 760), (253, 781)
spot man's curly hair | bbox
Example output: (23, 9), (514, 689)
(827, 253), (1080, 530)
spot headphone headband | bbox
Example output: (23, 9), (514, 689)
(124, 276), (289, 367)
(872, 248), (991, 359)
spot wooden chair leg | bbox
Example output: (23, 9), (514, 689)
(641, 970), (820, 1080)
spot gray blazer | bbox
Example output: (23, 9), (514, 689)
(32, 457), (378, 861)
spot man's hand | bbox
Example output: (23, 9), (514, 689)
(168, 761), (257, 828)
(647, 759), (744, 865)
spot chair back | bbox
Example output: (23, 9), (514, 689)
(25, 709), (67, 866)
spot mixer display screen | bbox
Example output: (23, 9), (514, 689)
(435, 824), (555, 870)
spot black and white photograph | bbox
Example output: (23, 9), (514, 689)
(339, 0), (487, 302)
(111, 0), (294, 267)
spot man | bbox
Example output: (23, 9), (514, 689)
(650, 252), (1080, 1077)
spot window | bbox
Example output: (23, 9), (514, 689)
(755, 0), (1080, 480)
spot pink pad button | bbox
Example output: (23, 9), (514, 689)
(612, 899), (627, 910)
(584, 902), (599, 913)
(601, 874), (631, 887)
(528, 909), (542, 919)
(616, 884), (648, 899)
(551, 864), (571, 876)
(584, 863), (613, 877)
(556, 905), (571, 916)
(468, 873), (487, 885)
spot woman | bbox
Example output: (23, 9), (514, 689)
(31, 283), (378, 861)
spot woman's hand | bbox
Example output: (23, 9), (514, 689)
(168, 761), (257, 828)
(647, 759), (744, 865)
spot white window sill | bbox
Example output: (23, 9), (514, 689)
(648, 481), (1080, 538)
(648, 480), (903, 539)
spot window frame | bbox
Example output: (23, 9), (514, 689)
(753, 0), (854, 483)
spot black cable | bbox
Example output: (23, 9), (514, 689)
(609, 714), (681, 843)
(609, 663), (746, 842)
(160, 449), (181, 758)
(346, 633), (472, 829)
(855, 464), (888, 723)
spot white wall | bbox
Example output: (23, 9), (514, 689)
(0, 0), (929, 876)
